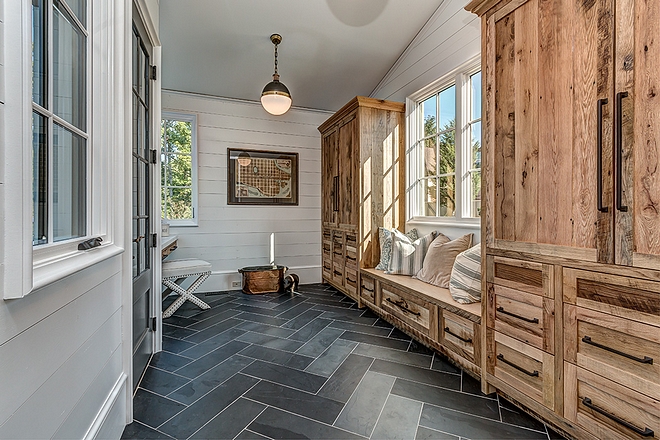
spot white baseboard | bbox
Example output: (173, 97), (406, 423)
(198, 265), (321, 293)
(84, 373), (127, 440)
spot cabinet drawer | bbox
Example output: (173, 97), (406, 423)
(565, 363), (660, 439)
(322, 254), (332, 278)
(381, 284), (434, 336)
(488, 284), (554, 353)
(332, 262), (344, 286)
(345, 246), (358, 270)
(322, 229), (332, 242)
(345, 267), (357, 296)
(564, 305), (660, 401)
(442, 310), (477, 365)
(489, 330), (555, 410)
(360, 274), (376, 306)
(564, 268), (660, 327)
(489, 256), (552, 297)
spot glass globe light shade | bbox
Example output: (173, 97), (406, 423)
(261, 80), (292, 115)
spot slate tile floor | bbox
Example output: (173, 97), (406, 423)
(122, 283), (566, 440)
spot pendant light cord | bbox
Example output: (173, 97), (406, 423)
(273, 43), (279, 77)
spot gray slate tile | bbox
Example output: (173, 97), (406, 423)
(176, 340), (250, 379)
(305, 339), (357, 377)
(239, 344), (315, 370)
(237, 331), (304, 352)
(190, 397), (266, 439)
(353, 343), (432, 368)
(340, 331), (411, 350)
(249, 407), (363, 440)
(392, 378), (500, 421)
(295, 327), (345, 357)
(419, 403), (548, 439)
(333, 371), (395, 437)
(318, 354), (374, 403)
(178, 328), (246, 359)
(139, 367), (190, 396)
(236, 321), (296, 338)
(371, 394), (423, 440)
(241, 360), (327, 393)
(370, 358), (461, 391)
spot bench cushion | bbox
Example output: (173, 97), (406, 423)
(163, 259), (212, 279)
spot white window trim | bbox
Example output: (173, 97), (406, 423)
(3, 0), (124, 298)
(161, 111), (199, 227)
(406, 55), (481, 227)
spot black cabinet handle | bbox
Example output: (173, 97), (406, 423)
(582, 336), (653, 364)
(496, 354), (539, 377)
(597, 98), (609, 213)
(346, 255), (357, 261)
(496, 306), (539, 324)
(333, 176), (339, 212)
(386, 297), (421, 316)
(582, 397), (654, 437)
(361, 286), (374, 293)
(444, 327), (472, 343)
(616, 91), (629, 212)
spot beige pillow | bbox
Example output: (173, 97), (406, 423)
(415, 233), (473, 288)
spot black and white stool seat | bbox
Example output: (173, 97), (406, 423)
(162, 258), (212, 318)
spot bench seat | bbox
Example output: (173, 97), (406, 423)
(360, 268), (482, 377)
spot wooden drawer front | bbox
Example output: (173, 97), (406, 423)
(360, 274), (376, 305)
(345, 233), (357, 250)
(345, 267), (357, 296)
(381, 284), (433, 336)
(322, 254), (332, 279)
(564, 268), (660, 327)
(345, 246), (358, 270)
(564, 305), (660, 401)
(442, 310), (477, 364)
(332, 232), (344, 259)
(490, 331), (555, 410)
(332, 262), (344, 286)
(489, 256), (552, 297)
(565, 364), (660, 440)
(322, 229), (332, 242)
(488, 284), (554, 353)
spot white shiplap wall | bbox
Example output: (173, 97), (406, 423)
(162, 91), (331, 292)
(371, 0), (481, 242)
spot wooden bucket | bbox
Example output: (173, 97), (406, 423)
(238, 265), (287, 294)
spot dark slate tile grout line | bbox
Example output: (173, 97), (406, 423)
(329, 356), (376, 425)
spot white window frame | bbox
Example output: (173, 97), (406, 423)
(406, 56), (481, 227)
(160, 111), (198, 227)
(3, 0), (124, 298)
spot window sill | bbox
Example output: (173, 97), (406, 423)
(408, 216), (481, 229)
(166, 220), (198, 228)
(32, 243), (124, 293)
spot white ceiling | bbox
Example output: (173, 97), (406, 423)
(160, 0), (445, 112)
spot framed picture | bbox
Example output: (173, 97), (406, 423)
(227, 148), (299, 205)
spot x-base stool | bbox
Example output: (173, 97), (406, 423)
(162, 259), (212, 318)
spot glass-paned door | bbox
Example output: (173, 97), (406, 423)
(132, 16), (154, 391)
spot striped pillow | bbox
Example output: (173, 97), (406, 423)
(449, 244), (482, 304)
(375, 227), (419, 271)
(386, 230), (445, 275)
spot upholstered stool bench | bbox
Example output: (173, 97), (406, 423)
(162, 259), (212, 318)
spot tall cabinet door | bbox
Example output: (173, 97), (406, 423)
(616, 0), (660, 268)
(322, 129), (339, 226)
(337, 116), (359, 227)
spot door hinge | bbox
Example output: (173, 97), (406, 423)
(151, 233), (158, 248)
(151, 317), (157, 332)
(150, 65), (157, 81)
(150, 149), (157, 164)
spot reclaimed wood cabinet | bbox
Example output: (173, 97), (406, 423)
(466, 0), (660, 437)
(319, 97), (405, 301)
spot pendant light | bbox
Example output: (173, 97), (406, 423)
(261, 34), (292, 115)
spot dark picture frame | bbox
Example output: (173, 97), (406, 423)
(227, 148), (299, 205)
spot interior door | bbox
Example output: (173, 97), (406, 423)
(132, 15), (155, 390)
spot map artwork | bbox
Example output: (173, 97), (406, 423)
(235, 157), (292, 199)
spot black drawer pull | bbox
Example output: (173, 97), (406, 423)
(333, 270), (342, 276)
(346, 255), (357, 261)
(346, 277), (356, 284)
(582, 336), (653, 364)
(582, 397), (654, 437)
(444, 327), (472, 344)
(361, 286), (374, 293)
(616, 91), (629, 212)
(597, 97), (609, 213)
(496, 354), (539, 377)
(386, 297), (421, 316)
(496, 307), (539, 324)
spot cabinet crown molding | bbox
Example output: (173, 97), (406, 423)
(318, 96), (405, 133)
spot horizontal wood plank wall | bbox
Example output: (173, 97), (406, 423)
(162, 91), (331, 291)
(0, 257), (124, 439)
(369, 0), (480, 103)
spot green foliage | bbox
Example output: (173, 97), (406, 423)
(423, 116), (456, 216)
(161, 120), (193, 219)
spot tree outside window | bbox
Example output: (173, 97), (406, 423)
(161, 113), (197, 224)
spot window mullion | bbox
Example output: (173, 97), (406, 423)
(47, 0), (54, 245)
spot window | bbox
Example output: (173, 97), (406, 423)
(161, 112), (198, 226)
(408, 61), (481, 222)
(32, 0), (89, 246)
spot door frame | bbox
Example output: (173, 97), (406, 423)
(123, 0), (162, 423)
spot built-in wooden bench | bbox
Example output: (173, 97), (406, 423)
(360, 268), (482, 377)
